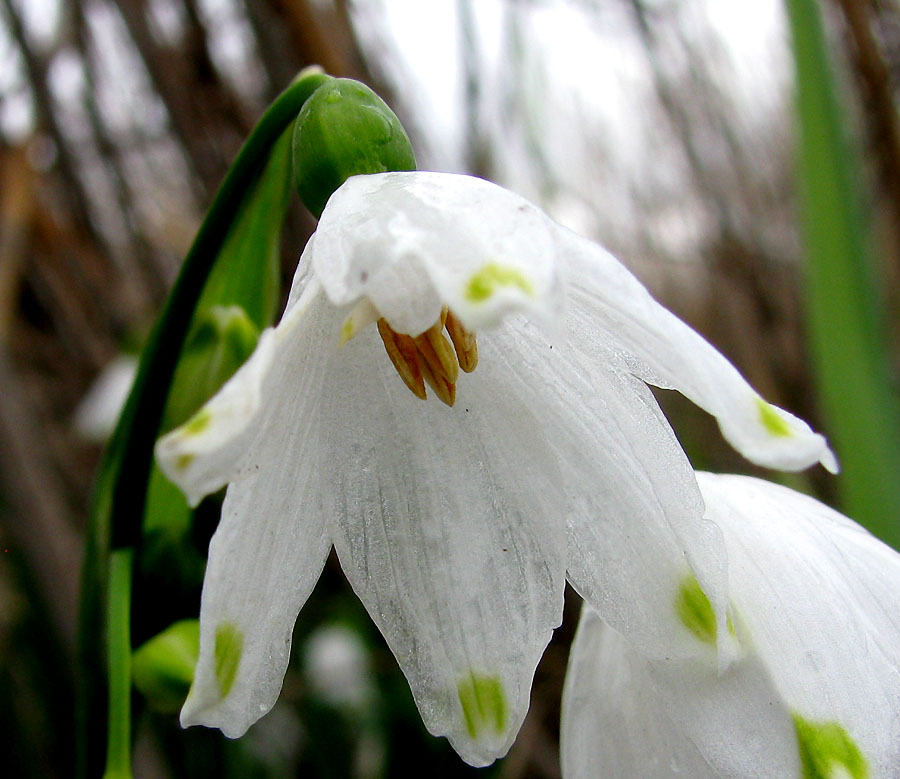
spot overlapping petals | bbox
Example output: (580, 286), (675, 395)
(562, 474), (900, 778)
(157, 172), (834, 765)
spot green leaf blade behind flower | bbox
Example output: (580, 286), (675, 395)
(786, 0), (900, 546)
(138, 129), (295, 644)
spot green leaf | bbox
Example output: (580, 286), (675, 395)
(193, 128), (292, 333)
(786, 0), (900, 546)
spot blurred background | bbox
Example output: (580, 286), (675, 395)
(0, 0), (898, 776)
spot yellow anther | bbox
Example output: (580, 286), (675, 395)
(375, 308), (478, 407)
(377, 319), (426, 400)
(415, 321), (459, 385)
(420, 357), (456, 407)
(445, 311), (478, 373)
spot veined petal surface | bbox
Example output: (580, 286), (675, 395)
(490, 320), (730, 661)
(312, 172), (564, 336)
(178, 265), (341, 736)
(317, 325), (567, 766)
(181, 461), (333, 737)
(560, 232), (836, 473)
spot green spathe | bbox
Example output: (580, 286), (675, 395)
(292, 78), (416, 219)
(793, 713), (869, 779)
(164, 305), (260, 433)
(214, 622), (243, 699)
(457, 672), (507, 740)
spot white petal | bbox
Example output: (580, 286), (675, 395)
(697, 472), (900, 777)
(180, 416), (332, 737)
(561, 609), (712, 778)
(312, 172), (564, 335)
(155, 269), (334, 507)
(74, 354), (138, 442)
(561, 608), (800, 779)
(564, 477), (900, 777)
(560, 232), (835, 472)
(487, 322), (730, 661)
(316, 328), (567, 766)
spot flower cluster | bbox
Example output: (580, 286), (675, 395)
(156, 172), (897, 773)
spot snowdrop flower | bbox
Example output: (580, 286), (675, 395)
(303, 624), (374, 710)
(74, 354), (138, 442)
(562, 472), (900, 779)
(156, 171), (835, 766)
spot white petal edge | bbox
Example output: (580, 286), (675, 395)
(312, 172), (564, 336)
(564, 476), (900, 778)
(181, 460), (332, 736)
(559, 231), (836, 473)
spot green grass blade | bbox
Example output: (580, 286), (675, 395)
(786, 0), (900, 546)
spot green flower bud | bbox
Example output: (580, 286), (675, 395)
(132, 619), (199, 713)
(292, 78), (416, 218)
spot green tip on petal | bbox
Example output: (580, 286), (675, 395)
(675, 574), (718, 645)
(214, 622), (244, 699)
(793, 713), (869, 779)
(175, 453), (195, 470)
(465, 263), (535, 303)
(457, 672), (507, 740)
(183, 408), (212, 436)
(292, 78), (416, 219)
(756, 397), (794, 438)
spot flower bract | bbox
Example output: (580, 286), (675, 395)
(561, 473), (900, 778)
(156, 172), (834, 766)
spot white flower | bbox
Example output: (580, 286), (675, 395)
(74, 354), (138, 442)
(303, 624), (374, 710)
(156, 172), (834, 766)
(561, 472), (900, 779)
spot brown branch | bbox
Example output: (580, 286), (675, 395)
(833, 0), (900, 272)
(71, 0), (168, 306)
(0, 0), (104, 246)
(114, 0), (243, 197)
(0, 153), (83, 652)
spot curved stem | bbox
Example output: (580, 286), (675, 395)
(103, 548), (134, 779)
(77, 68), (331, 779)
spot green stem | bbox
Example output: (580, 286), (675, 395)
(77, 68), (332, 779)
(103, 549), (134, 779)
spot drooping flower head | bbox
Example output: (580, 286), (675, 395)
(157, 171), (835, 766)
(562, 473), (900, 778)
